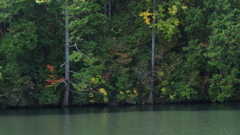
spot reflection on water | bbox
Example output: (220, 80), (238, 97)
(1, 103), (240, 135)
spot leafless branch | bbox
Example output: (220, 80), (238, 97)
(69, 39), (79, 47)
(69, 71), (80, 74)
(68, 43), (76, 48)
(60, 61), (67, 67)
(69, 41), (90, 58)
(69, 80), (77, 85)
(69, 15), (80, 20)
(54, 79), (67, 90)
(70, 89), (88, 95)
(55, 15), (65, 26)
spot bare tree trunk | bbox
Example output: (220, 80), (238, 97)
(63, 0), (70, 106)
(108, 0), (111, 21)
(149, 0), (156, 103)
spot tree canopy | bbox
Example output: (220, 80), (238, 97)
(0, 0), (239, 107)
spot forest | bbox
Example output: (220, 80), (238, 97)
(0, 0), (239, 107)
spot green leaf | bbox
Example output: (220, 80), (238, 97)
(69, 51), (83, 62)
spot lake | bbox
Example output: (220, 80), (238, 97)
(1, 102), (240, 135)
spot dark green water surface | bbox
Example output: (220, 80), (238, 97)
(1, 102), (240, 135)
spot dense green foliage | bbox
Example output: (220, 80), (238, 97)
(0, 0), (239, 107)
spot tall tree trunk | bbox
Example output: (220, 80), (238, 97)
(63, 0), (70, 106)
(108, 0), (111, 21)
(149, 0), (156, 103)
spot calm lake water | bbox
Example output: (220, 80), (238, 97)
(1, 102), (240, 135)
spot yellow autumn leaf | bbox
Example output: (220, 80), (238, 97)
(182, 6), (187, 10)
(120, 91), (125, 95)
(126, 90), (130, 93)
(99, 88), (107, 96)
(144, 18), (151, 25)
(134, 90), (138, 95)
(174, 19), (180, 26)
(169, 95), (175, 99)
(139, 12), (152, 25)
(161, 87), (167, 92)
(168, 5), (178, 15)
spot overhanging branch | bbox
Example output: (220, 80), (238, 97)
(69, 41), (90, 58)
(60, 61), (67, 67)
(70, 89), (88, 95)
(55, 79), (67, 90)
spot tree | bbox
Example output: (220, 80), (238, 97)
(1, 0), (239, 107)
(149, 0), (156, 103)
(183, 0), (240, 102)
(0, 0), (39, 106)
(62, 0), (70, 106)
(203, 0), (240, 102)
(35, 0), (109, 106)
